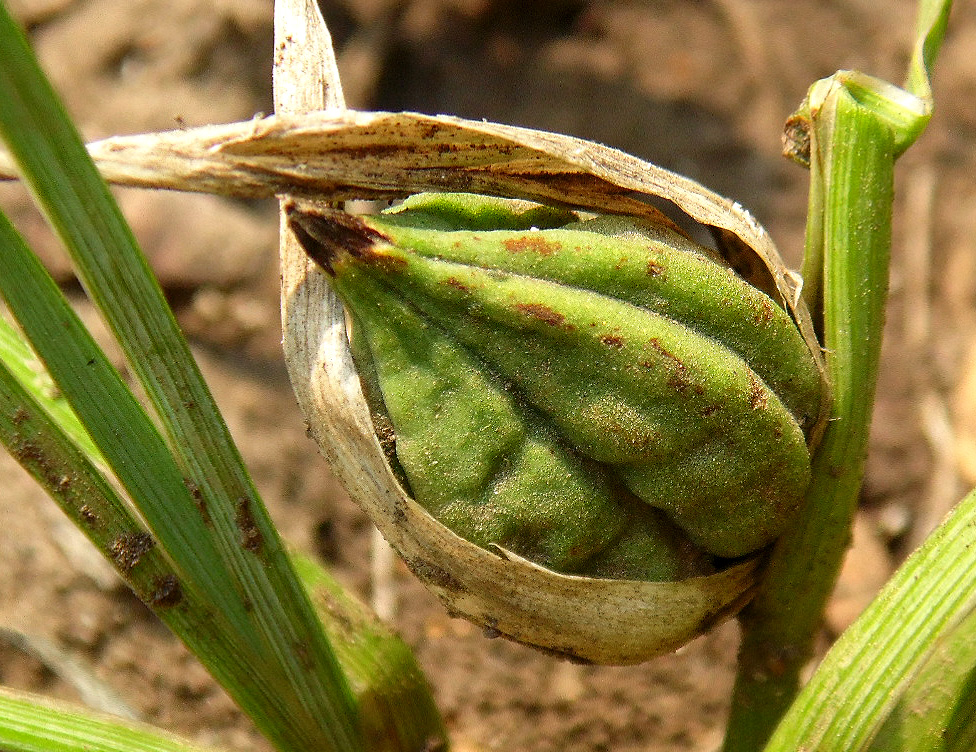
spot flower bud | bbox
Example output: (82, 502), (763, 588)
(286, 190), (826, 664)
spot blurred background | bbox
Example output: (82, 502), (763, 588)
(0, 1), (974, 750)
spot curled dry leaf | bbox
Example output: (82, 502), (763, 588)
(0, 111), (828, 662)
(2, 109), (820, 354)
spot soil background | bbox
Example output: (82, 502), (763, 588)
(2, 1), (976, 751)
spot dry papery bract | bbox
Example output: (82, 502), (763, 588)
(0, 110), (827, 662)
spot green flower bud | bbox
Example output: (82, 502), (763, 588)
(288, 193), (822, 581)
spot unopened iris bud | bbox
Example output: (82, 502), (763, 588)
(288, 193), (822, 584)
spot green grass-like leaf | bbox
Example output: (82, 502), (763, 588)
(0, 292), (348, 750)
(0, 686), (223, 752)
(0, 7), (361, 752)
(869, 604), (976, 751)
(0, 315), (101, 459)
(767, 488), (976, 749)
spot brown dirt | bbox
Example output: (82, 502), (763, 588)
(2, 1), (974, 750)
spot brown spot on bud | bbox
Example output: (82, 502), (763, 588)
(503, 236), (561, 255)
(646, 260), (665, 277)
(599, 334), (624, 348)
(668, 373), (691, 394)
(754, 297), (775, 324)
(648, 338), (702, 396)
(749, 375), (768, 410)
(648, 337), (682, 365)
(444, 276), (471, 292)
(514, 303), (574, 330)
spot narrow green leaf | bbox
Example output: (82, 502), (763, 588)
(869, 604), (976, 752)
(0, 211), (243, 627)
(0, 686), (221, 752)
(904, 0), (953, 105)
(0, 298), (446, 752)
(0, 7), (361, 752)
(766, 489), (976, 749)
(292, 552), (448, 752)
(0, 315), (100, 460)
(0, 294), (345, 744)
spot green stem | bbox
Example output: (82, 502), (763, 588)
(723, 3), (951, 744)
(723, 80), (894, 752)
(292, 552), (448, 752)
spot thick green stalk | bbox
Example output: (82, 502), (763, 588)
(723, 82), (894, 752)
(724, 1), (952, 745)
(292, 552), (448, 752)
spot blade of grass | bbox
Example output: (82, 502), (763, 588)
(765, 488), (976, 749)
(0, 210), (248, 634)
(0, 301), (346, 744)
(0, 7), (361, 752)
(904, 0), (953, 109)
(0, 315), (100, 460)
(0, 686), (223, 752)
(1, 301), (447, 752)
(0, 209), (357, 752)
(0, 307), (446, 752)
(869, 602), (976, 751)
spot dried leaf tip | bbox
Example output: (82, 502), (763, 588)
(285, 200), (389, 275)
